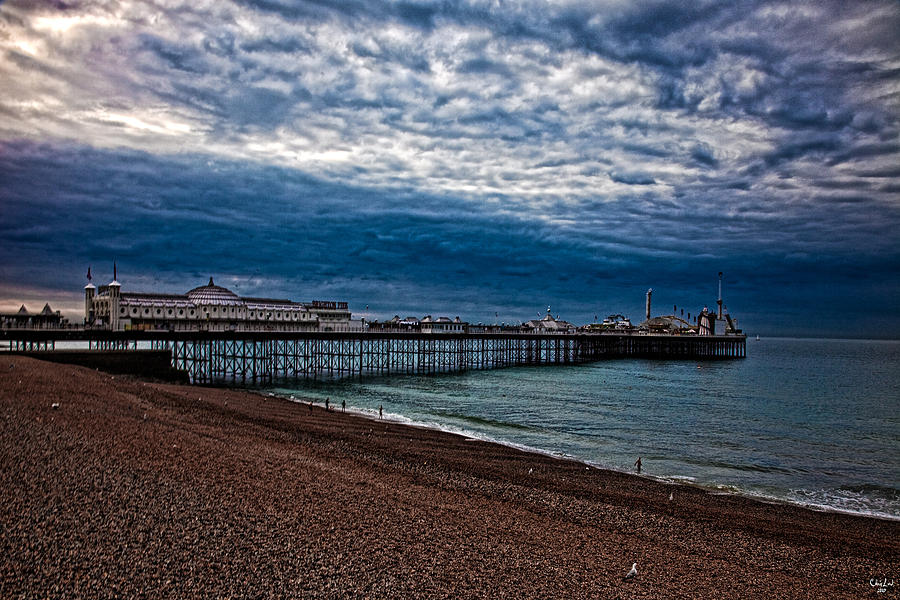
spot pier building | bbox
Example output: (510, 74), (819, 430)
(366, 316), (421, 332)
(0, 304), (69, 330)
(635, 273), (742, 336)
(421, 316), (468, 333)
(643, 315), (695, 334)
(362, 315), (471, 333)
(85, 272), (358, 332)
(523, 308), (576, 333)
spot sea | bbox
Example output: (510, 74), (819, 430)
(268, 337), (900, 520)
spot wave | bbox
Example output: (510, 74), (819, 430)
(789, 486), (900, 521)
(429, 410), (536, 431)
(839, 482), (900, 499)
(678, 456), (796, 475)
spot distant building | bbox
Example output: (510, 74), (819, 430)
(1, 303), (69, 329)
(639, 274), (741, 336)
(394, 316), (422, 330)
(306, 300), (359, 332)
(85, 272), (358, 332)
(697, 307), (714, 336)
(467, 323), (518, 333)
(640, 315), (695, 334)
(366, 316), (420, 332)
(696, 306), (740, 336)
(523, 308), (575, 333)
(580, 315), (634, 333)
(697, 272), (741, 335)
(367, 315), (469, 333)
(420, 315), (467, 333)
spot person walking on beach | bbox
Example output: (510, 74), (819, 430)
(325, 397), (330, 411)
(634, 457), (642, 474)
(379, 405), (383, 419)
(341, 399), (346, 413)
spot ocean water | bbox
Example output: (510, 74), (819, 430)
(269, 337), (900, 520)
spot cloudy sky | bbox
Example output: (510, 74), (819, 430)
(1, 0), (898, 337)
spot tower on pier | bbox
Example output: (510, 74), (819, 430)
(84, 266), (95, 326)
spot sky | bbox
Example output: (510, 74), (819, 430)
(0, 0), (898, 338)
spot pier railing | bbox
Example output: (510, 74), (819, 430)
(1, 330), (746, 384)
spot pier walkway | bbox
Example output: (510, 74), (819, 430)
(1, 330), (746, 384)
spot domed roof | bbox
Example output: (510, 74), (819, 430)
(186, 277), (242, 306)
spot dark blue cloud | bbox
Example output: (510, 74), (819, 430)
(457, 57), (510, 77)
(239, 36), (312, 55)
(827, 143), (900, 167)
(690, 144), (718, 168)
(763, 136), (844, 167)
(609, 171), (656, 186)
(1, 140), (898, 337)
(394, 1), (439, 29)
(138, 33), (210, 74)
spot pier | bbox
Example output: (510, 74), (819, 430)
(2, 330), (746, 384)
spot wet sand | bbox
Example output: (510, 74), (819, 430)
(1, 355), (897, 598)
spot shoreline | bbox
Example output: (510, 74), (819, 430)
(282, 393), (900, 524)
(2, 355), (898, 598)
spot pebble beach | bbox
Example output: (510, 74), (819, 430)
(1, 355), (897, 598)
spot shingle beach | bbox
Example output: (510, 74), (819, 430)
(1, 355), (896, 598)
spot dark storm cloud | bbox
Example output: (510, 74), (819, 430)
(609, 172), (655, 186)
(349, 40), (430, 72)
(2, 140), (898, 337)
(855, 167), (900, 180)
(0, 141), (582, 292)
(457, 57), (511, 77)
(827, 143), (900, 167)
(762, 136), (843, 167)
(239, 36), (311, 55)
(138, 33), (210, 74)
(690, 144), (718, 169)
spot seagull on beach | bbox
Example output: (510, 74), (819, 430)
(51, 402), (60, 410)
(624, 563), (637, 581)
